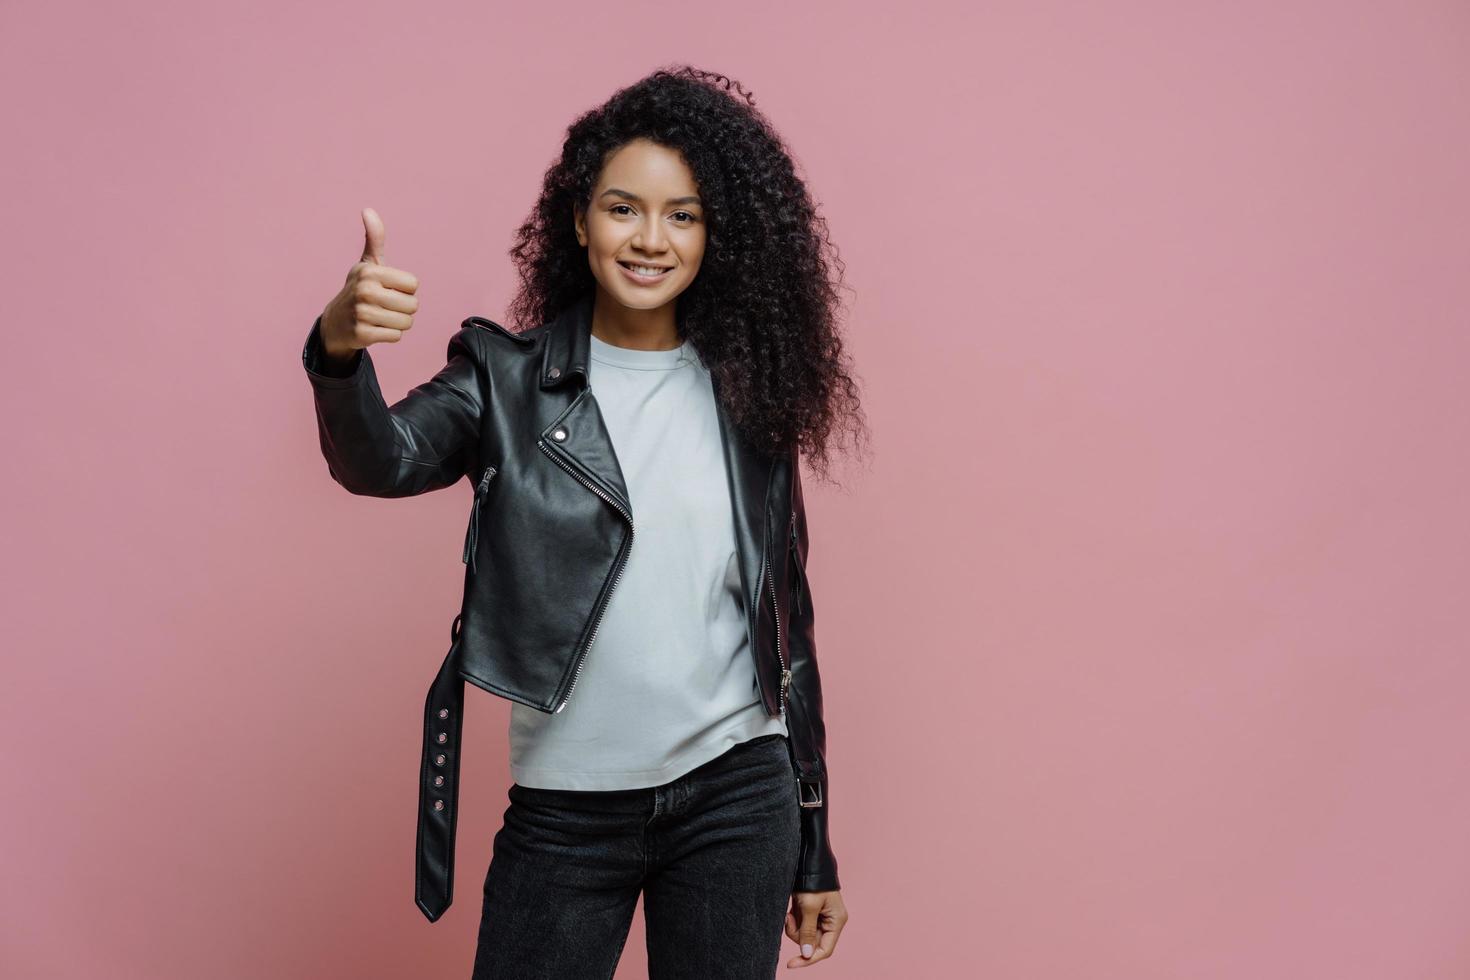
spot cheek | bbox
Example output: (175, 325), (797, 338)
(586, 217), (618, 251)
(681, 236), (707, 269)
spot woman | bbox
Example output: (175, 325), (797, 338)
(301, 65), (866, 978)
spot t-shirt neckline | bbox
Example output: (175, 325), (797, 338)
(589, 331), (697, 371)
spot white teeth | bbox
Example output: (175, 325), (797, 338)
(623, 263), (668, 277)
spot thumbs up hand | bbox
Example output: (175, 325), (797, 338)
(319, 207), (421, 362)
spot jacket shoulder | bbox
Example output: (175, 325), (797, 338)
(461, 315), (540, 349)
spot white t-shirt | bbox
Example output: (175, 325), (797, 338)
(507, 330), (787, 789)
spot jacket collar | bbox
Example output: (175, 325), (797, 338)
(539, 291), (595, 389)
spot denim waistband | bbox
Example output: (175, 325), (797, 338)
(509, 733), (790, 806)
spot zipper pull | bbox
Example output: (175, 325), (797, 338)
(462, 465), (497, 571)
(788, 508), (805, 615)
(781, 668), (792, 691)
(462, 507), (479, 569)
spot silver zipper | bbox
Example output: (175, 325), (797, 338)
(536, 440), (634, 713)
(763, 545), (791, 717)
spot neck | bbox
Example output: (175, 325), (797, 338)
(590, 285), (681, 351)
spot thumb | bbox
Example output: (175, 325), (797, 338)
(360, 207), (386, 265)
(797, 905), (820, 959)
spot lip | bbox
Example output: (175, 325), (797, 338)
(616, 260), (674, 286)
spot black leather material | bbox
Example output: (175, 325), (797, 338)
(301, 290), (839, 922)
(415, 614), (467, 921)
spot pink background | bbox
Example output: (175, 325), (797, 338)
(4, 1), (1469, 977)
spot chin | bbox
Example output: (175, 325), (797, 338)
(605, 272), (688, 307)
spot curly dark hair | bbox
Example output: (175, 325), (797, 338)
(505, 64), (868, 484)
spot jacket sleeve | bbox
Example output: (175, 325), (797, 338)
(301, 313), (483, 497)
(786, 449), (841, 893)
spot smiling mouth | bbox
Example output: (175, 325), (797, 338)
(618, 260), (673, 277)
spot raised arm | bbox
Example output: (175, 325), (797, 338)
(299, 207), (483, 498)
(301, 313), (483, 497)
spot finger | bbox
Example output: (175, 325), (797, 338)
(360, 207), (386, 265)
(786, 943), (833, 969)
(784, 912), (799, 944)
(818, 906), (846, 955)
(785, 928), (837, 970)
(786, 945), (833, 969)
(363, 281), (419, 316)
(815, 925), (839, 959)
(353, 323), (407, 347)
(797, 913), (820, 961)
(360, 263), (419, 296)
(354, 304), (413, 334)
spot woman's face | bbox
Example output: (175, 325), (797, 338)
(574, 138), (706, 312)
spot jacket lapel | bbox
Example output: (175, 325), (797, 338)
(536, 292), (633, 518)
(539, 386), (634, 519)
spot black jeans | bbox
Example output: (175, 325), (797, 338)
(471, 732), (802, 980)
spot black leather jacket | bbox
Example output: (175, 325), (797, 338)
(300, 290), (839, 921)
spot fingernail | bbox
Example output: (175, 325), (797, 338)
(802, 944), (813, 958)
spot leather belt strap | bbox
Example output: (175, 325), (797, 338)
(414, 613), (466, 923)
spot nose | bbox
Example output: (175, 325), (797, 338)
(631, 214), (669, 254)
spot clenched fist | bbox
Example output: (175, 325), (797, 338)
(319, 207), (421, 365)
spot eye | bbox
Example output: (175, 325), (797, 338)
(610, 204), (634, 216)
(672, 211), (699, 223)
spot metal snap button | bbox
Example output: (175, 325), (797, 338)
(548, 366), (561, 379)
(434, 754), (446, 766)
(437, 732), (447, 744)
(552, 428), (567, 441)
(434, 775), (444, 787)
(437, 708), (449, 719)
(433, 799), (444, 811)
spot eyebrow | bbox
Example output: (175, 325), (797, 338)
(598, 188), (703, 207)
